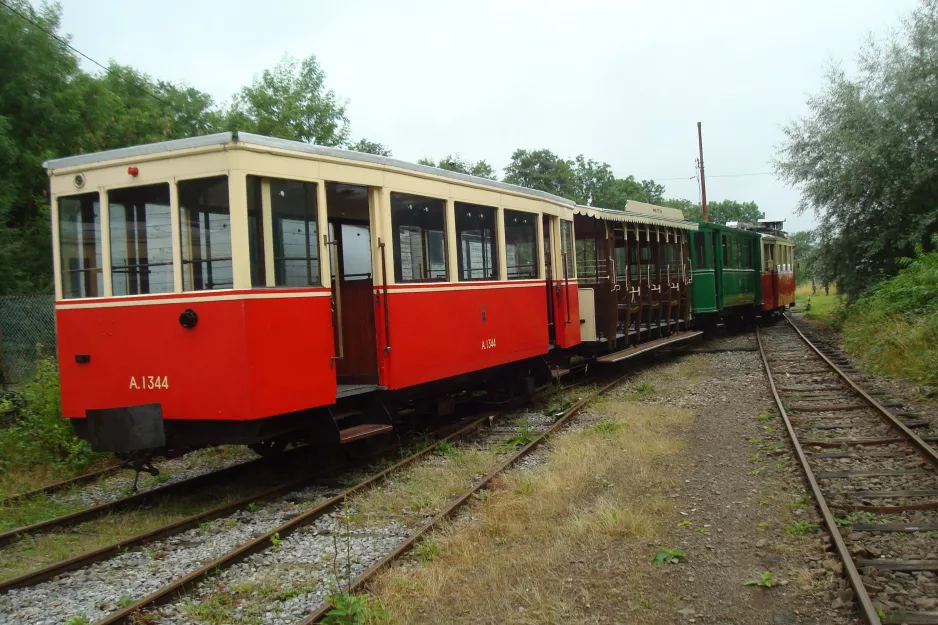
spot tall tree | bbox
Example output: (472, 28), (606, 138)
(641, 179), (666, 204)
(594, 175), (648, 209)
(418, 154), (497, 180)
(0, 1), (81, 294)
(677, 199), (763, 224)
(228, 55), (349, 146)
(347, 138), (392, 156)
(571, 155), (615, 206)
(776, 0), (938, 298)
(503, 149), (576, 198)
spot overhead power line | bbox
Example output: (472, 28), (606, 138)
(0, 0), (195, 121)
(651, 171), (776, 182)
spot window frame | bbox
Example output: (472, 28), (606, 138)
(106, 182), (175, 297)
(246, 174), (324, 289)
(454, 201), (498, 282)
(503, 208), (539, 280)
(178, 175), (235, 293)
(57, 191), (104, 300)
(390, 191), (449, 284)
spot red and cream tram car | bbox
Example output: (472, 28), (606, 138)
(45, 132), (698, 466)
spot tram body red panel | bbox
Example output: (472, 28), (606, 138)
(552, 282), (581, 348)
(761, 272), (778, 311)
(761, 271), (796, 311)
(374, 281), (550, 390)
(778, 270), (795, 307)
(55, 290), (336, 421)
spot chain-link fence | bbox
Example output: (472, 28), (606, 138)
(0, 294), (56, 386)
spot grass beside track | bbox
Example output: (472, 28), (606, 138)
(366, 389), (692, 623)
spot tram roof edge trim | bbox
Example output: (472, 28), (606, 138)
(573, 203), (698, 230)
(43, 131), (577, 207)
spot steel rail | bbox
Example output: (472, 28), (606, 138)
(0, 464), (121, 507)
(102, 411), (499, 625)
(0, 412), (504, 593)
(299, 368), (633, 624)
(783, 313), (938, 469)
(756, 324), (881, 625)
(0, 475), (310, 592)
(0, 452), (286, 548)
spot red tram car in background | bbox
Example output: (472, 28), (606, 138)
(727, 220), (796, 314)
(45, 132), (700, 471)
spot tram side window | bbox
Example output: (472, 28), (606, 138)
(575, 238), (597, 282)
(615, 247), (627, 280)
(58, 192), (103, 299)
(694, 232), (709, 269)
(109, 184), (173, 296)
(504, 209), (538, 279)
(179, 176), (232, 291)
(246, 176), (320, 287)
(455, 202), (497, 281)
(391, 192), (447, 282)
(560, 220), (574, 279)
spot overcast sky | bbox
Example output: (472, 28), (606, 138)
(57, 0), (915, 232)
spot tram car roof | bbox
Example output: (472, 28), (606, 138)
(44, 131), (579, 209)
(574, 201), (698, 231)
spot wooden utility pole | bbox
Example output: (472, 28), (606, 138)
(697, 121), (708, 222)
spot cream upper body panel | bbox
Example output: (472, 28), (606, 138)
(46, 131), (575, 218)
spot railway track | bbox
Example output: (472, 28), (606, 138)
(0, 369), (624, 624)
(0, 465), (121, 508)
(0, 450), (303, 550)
(758, 315), (938, 625)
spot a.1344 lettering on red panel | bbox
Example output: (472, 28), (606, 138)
(129, 375), (169, 390)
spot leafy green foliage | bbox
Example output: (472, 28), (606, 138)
(270, 532), (283, 552)
(776, 0), (938, 299)
(630, 383), (656, 399)
(347, 138), (392, 156)
(745, 571), (774, 588)
(434, 440), (457, 457)
(593, 420), (628, 436)
(63, 618), (92, 625)
(680, 199), (764, 225)
(650, 546), (686, 565)
(413, 542), (443, 562)
(784, 520), (819, 535)
(228, 54), (349, 146)
(503, 416), (536, 449)
(322, 593), (388, 625)
(418, 154), (497, 179)
(0, 351), (101, 473)
(841, 234), (938, 384)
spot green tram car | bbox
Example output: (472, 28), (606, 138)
(689, 221), (763, 325)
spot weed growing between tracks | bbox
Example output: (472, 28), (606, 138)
(366, 397), (691, 623)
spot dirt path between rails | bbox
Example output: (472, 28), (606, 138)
(364, 332), (863, 624)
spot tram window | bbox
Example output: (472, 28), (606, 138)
(615, 247), (627, 280)
(560, 220), (574, 279)
(455, 202), (497, 281)
(641, 245), (657, 277)
(629, 245), (638, 279)
(391, 192), (447, 282)
(694, 233), (709, 269)
(179, 176), (232, 291)
(722, 236), (729, 267)
(246, 176), (321, 287)
(504, 209), (538, 279)
(58, 192), (103, 299)
(108, 183), (173, 296)
(575, 238), (597, 282)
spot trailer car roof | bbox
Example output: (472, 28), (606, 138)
(574, 202), (697, 230)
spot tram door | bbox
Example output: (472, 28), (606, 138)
(326, 183), (379, 386)
(543, 215), (556, 342)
